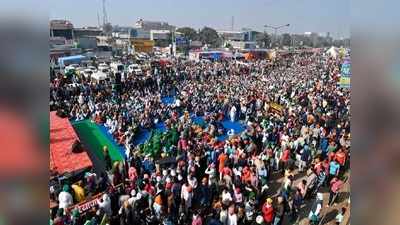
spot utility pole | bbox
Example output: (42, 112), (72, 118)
(264, 24), (290, 48)
(102, 0), (108, 27)
(231, 16), (234, 31)
(97, 11), (101, 28)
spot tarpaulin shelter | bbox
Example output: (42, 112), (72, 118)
(243, 50), (269, 60)
(58, 55), (86, 66)
(199, 51), (224, 60)
(326, 46), (339, 58)
(244, 52), (253, 60)
(50, 111), (92, 175)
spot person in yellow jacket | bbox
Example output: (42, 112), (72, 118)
(71, 181), (85, 203)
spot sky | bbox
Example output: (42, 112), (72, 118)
(49, 0), (350, 38)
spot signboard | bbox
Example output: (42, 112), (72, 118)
(73, 193), (103, 214)
(340, 58), (351, 88)
(339, 77), (351, 88)
(175, 37), (187, 45)
(341, 59), (351, 76)
(68, 183), (123, 214)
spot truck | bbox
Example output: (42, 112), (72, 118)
(110, 62), (124, 74)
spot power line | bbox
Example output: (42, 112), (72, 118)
(102, 0), (108, 26)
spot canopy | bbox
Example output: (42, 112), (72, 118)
(50, 111), (92, 175)
(326, 46), (339, 58)
(58, 55), (86, 66)
(233, 52), (244, 58)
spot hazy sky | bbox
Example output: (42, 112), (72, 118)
(49, 0), (350, 38)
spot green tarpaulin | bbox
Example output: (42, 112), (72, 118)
(72, 120), (124, 163)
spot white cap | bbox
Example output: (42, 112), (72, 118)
(256, 215), (264, 224)
(317, 192), (323, 200)
(178, 174), (183, 181)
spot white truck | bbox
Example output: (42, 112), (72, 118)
(110, 62), (124, 73)
(128, 64), (142, 75)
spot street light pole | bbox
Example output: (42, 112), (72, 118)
(264, 24), (290, 48)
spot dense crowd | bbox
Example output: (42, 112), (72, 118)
(50, 51), (350, 225)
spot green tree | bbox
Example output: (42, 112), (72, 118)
(176, 27), (198, 41)
(199, 27), (221, 48)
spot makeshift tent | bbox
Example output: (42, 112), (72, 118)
(72, 120), (125, 163)
(58, 55), (86, 67)
(244, 53), (253, 60)
(326, 46), (339, 58)
(50, 112), (92, 175)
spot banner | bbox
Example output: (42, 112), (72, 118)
(74, 193), (103, 214)
(68, 183), (123, 214)
(340, 58), (351, 88)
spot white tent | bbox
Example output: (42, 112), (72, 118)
(326, 46), (339, 58)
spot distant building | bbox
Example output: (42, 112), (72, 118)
(77, 36), (97, 50)
(150, 30), (171, 40)
(50, 20), (74, 40)
(129, 28), (151, 39)
(131, 39), (155, 53)
(217, 31), (245, 41)
(244, 31), (258, 42)
(190, 41), (203, 49)
(135, 18), (175, 31)
(74, 27), (102, 38)
(225, 40), (257, 50)
(50, 37), (67, 46)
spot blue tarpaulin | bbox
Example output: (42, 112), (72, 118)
(58, 55), (86, 66)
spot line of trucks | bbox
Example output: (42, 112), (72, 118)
(63, 62), (143, 82)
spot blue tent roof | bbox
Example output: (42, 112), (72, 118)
(58, 55), (86, 65)
(59, 55), (86, 61)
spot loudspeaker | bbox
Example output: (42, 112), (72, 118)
(71, 140), (83, 153)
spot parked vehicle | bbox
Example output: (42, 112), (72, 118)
(110, 62), (124, 73)
(128, 64), (142, 75)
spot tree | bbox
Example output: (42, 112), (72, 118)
(224, 42), (233, 49)
(255, 32), (271, 48)
(281, 33), (292, 46)
(176, 27), (198, 41)
(199, 27), (221, 48)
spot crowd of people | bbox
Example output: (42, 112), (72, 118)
(50, 50), (350, 225)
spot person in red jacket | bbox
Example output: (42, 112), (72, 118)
(328, 177), (344, 206)
(280, 148), (291, 175)
(335, 148), (346, 167)
(262, 198), (274, 224)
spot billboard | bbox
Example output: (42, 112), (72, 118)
(340, 58), (351, 88)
